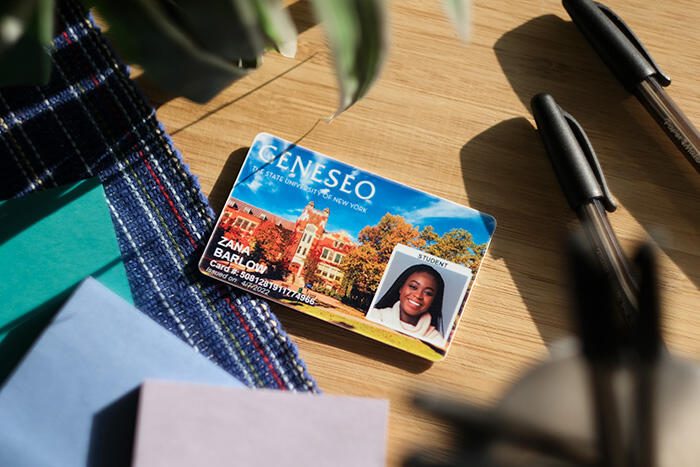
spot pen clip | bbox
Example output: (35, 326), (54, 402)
(594, 1), (671, 87)
(560, 107), (617, 212)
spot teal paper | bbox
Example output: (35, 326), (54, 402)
(0, 178), (132, 380)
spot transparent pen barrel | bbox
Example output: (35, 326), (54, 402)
(635, 79), (700, 172)
(578, 201), (638, 328)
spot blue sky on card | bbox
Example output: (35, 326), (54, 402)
(231, 133), (496, 245)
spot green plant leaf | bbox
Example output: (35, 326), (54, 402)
(0, 0), (53, 86)
(311, 0), (387, 117)
(250, 0), (298, 58)
(0, 0), (35, 52)
(156, 0), (264, 63)
(442, 0), (471, 41)
(90, 0), (259, 103)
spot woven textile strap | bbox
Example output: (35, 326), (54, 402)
(0, 0), (317, 391)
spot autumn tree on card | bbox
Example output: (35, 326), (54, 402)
(357, 214), (423, 263)
(341, 244), (381, 290)
(302, 244), (322, 285)
(419, 227), (486, 275)
(248, 221), (290, 279)
(223, 222), (243, 243)
(342, 214), (421, 308)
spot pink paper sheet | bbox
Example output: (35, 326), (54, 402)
(132, 380), (389, 467)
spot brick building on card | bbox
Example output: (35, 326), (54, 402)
(221, 199), (356, 288)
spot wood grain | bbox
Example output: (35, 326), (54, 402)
(138, 1), (700, 464)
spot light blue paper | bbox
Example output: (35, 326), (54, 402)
(0, 277), (242, 467)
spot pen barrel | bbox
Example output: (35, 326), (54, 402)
(577, 201), (638, 328)
(635, 79), (700, 173)
(589, 364), (626, 467)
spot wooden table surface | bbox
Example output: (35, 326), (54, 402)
(139, 0), (700, 464)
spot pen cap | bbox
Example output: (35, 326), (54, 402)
(531, 93), (605, 211)
(563, 0), (668, 92)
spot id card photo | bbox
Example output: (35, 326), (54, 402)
(366, 244), (472, 349)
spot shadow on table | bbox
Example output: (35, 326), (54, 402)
(208, 147), (250, 215)
(460, 117), (573, 347)
(494, 14), (700, 290)
(288, 0), (318, 36)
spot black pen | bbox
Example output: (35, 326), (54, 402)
(563, 0), (700, 174)
(531, 93), (638, 330)
(569, 231), (625, 467)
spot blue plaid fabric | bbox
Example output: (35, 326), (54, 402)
(0, 0), (317, 391)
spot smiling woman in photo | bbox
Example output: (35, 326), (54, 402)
(366, 264), (446, 346)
